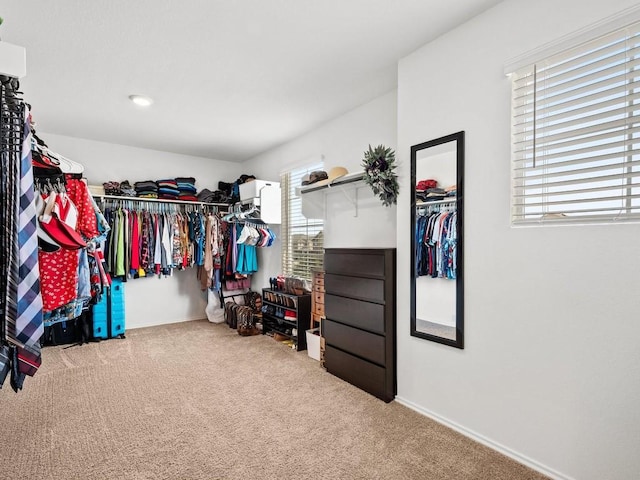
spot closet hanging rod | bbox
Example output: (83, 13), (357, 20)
(93, 194), (230, 208)
(416, 197), (457, 207)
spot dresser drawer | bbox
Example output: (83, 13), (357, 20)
(325, 345), (387, 401)
(313, 284), (325, 293)
(325, 274), (385, 304)
(314, 303), (325, 316)
(324, 251), (385, 278)
(324, 319), (385, 366)
(325, 294), (384, 334)
(313, 291), (324, 305)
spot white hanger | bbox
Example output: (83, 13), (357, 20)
(34, 143), (84, 174)
(48, 148), (84, 174)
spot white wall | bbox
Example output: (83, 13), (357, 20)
(41, 132), (243, 329)
(241, 91), (398, 290)
(396, 1), (640, 480)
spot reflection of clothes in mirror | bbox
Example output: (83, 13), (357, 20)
(415, 210), (457, 279)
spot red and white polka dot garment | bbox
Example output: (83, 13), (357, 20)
(39, 248), (79, 312)
(38, 179), (99, 312)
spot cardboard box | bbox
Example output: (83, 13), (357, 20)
(306, 328), (321, 361)
(88, 184), (105, 196)
(239, 180), (280, 201)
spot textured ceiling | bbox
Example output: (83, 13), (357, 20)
(1, 0), (501, 162)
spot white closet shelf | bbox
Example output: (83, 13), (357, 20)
(298, 172), (367, 219)
(416, 197), (457, 207)
(299, 172), (365, 194)
(93, 194), (229, 208)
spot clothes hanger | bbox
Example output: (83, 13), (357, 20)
(222, 211), (238, 222)
(32, 142), (84, 174)
(54, 150), (84, 174)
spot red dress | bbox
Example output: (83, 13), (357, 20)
(65, 177), (99, 240)
(39, 179), (98, 312)
(39, 247), (79, 312)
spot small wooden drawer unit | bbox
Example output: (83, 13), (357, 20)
(311, 270), (326, 364)
(323, 248), (396, 402)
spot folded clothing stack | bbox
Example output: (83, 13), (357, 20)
(103, 181), (122, 196)
(416, 179), (438, 191)
(134, 180), (159, 199)
(120, 180), (136, 197)
(416, 188), (447, 202)
(416, 178), (451, 202)
(156, 179), (180, 200)
(176, 176), (198, 202)
(197, 188), (230, 204)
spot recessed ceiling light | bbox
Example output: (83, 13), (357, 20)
(128, 94), (154, 107)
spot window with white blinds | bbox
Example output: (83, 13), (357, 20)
(280, 163), (324, 281)
(510, 20), (640, 224)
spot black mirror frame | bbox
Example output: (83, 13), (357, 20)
(410, 131), (465, 349)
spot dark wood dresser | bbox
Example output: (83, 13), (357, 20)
(323, 248), (396, 402)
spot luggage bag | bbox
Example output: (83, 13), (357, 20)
(91, 279), (126, 340)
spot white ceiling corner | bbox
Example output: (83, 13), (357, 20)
(1, 0), (503, 162)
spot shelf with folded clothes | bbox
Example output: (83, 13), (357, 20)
(92, 193), (230, 209)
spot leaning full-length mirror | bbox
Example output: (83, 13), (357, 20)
(410, 131), (464, 348)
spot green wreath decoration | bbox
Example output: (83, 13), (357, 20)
(362, 144), (399, 207)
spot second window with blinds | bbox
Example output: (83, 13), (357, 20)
(280, 163), (324, 281)
(509, 19), (640, 225)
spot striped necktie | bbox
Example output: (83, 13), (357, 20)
(0, 345), (10, 388)
(2, 104), (20, 347)
(15, 106), (44, 349)
(1, 84), (43, 390)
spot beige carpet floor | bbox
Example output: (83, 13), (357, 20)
(0, 320), (547, 480)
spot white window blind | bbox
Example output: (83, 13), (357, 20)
(280, 163), (324, 281)
(510, 21), (640, 224)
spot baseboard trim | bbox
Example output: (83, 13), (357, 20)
(394, 396), (572, 480)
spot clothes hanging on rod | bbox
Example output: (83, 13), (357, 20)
(99, 199), (224, 283)
(198, 212), (224, 291)
(222, 218), (276, 278)
(0, 78), (45, 391)
(36, 174), (110, 332)
(36, 177), (101, 313)
(27, 129), (110, 330)
(415, 202), (457, 279)
(1, 80), (116, 390)
(217, 203), (275, 284)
